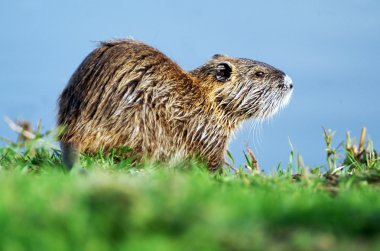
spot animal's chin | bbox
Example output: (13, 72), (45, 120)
(256, 89), (293, 121)
(280, 89), (293, 109)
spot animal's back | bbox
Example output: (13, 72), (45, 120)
(58, 39), (198, 165)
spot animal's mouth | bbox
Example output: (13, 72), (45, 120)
(277, 83), (293, 91)
(278, 75), (293, 91)
(277, 76), (293, 111)
(276, 74), (293, 108)
(257, 76), (293, 120)
(280, 88), (293, 108)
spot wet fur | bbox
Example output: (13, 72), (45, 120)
(58, 39), (292, 170)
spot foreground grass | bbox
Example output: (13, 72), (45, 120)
(1, 166), (380, 251)
(0, 127), (380, 251)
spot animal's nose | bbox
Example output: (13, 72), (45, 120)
(284, 75), (293, 89)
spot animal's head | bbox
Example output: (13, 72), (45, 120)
(190, 54), (293, 122)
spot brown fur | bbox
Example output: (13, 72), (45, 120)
(58, 39), (293, 170)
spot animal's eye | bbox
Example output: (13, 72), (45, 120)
(255, 71), (265, 78)
(215, 63), (232, 82)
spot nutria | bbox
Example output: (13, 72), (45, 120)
(58, 39), (293, 170)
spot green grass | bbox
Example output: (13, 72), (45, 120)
(0, 126), (380, 251)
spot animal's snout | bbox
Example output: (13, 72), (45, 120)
(278, 75), (293, 90)
(284, 75), (293, 89)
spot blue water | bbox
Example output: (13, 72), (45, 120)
(1, 0), (379, 171)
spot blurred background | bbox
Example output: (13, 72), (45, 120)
(0, 0), (379, 172)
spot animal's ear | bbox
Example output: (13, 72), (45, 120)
(215, 63), (232, 82)
(212, 54), (225, 59)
